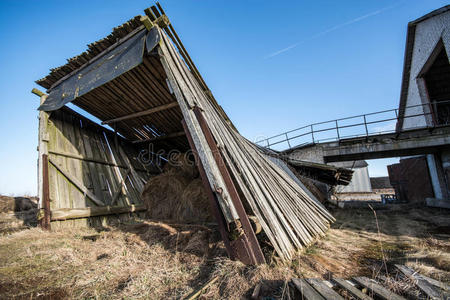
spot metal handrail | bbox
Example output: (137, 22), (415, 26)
(257, 99), (450, 150)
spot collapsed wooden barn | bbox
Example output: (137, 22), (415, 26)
(34, 4), (350, 264)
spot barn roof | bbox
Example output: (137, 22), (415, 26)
(35, 3), (338, 263)
(36, 16), (143, 90)
(396, 5), (450, 130)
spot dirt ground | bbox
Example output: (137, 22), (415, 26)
(0, 205), (448, 299)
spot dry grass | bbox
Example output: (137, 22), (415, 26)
(0, 206), (448, 299)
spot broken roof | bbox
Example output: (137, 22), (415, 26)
(35, 3), (336, 262)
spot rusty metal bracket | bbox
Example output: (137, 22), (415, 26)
(192, 106), (265, 264)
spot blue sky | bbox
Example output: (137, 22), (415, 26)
(0, 0), (447, 195)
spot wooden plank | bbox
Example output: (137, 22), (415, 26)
(70, 112), (93, 208)
(86, 129), (113, 204)
(291, 278), (325, 300)
(48, 150), (136, 169)
(40, 154), (51, 230)
(306, 278), (344, 300)
(353, 277), (406, 300)
(251, 282), (262, 300)
(50, 205), (145, 221)
(332, 278), (373, 300)
(117, 146), (145, 196)
(46, 115), (58, 210)
(132, 130), (185, 144)
(103, 134), (133, 206)
(158, 32), (238, 224)
(111, 168), (131, 205)
(101, 101), (178, 124)
(62, 110), (85, 209)
(81, 128), (105, 205)
(395, 265), (449, 299)
(37, 93), (49, 211)
(53, 110), (71, 209)
(193, 106), (265, 264)
(48, 158), (105, 206)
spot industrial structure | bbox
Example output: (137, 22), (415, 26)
(259, 5), (450, 208)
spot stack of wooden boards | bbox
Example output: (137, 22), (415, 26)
(157, 27), (335, 260)
(288, 265), (449, 300)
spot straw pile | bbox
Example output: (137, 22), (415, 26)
(141, 153), (212, 223)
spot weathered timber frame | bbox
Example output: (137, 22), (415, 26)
(35, 3), (336, 264)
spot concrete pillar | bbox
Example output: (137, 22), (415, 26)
(426, 152), (450, 208)
(427, 154), (443, 199)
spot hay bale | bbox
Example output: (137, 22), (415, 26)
(163, 152), (199, 179)
(141, 174), (190, 220)
(141, 174), (212, 222)
(177, 179), (212, 223)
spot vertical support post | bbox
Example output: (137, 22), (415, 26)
(285, 133), (291, 148)
(192, 107), (265, 265)
(335, 120), (340, 141)
(40, 154), (51, 230)
(33, 88), (50, 229)
(363, 115), (369, 136)
(181, 120), (236, 259)
(311, 125), (315, 143)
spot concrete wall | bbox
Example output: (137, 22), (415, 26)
(402, 11), (450, 130)
(288, 145), (325, 164)
(337, 166), (372, 193)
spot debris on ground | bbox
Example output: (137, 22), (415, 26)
(0, 205), (448, 299)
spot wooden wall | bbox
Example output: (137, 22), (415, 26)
(41, 107), (152, 228)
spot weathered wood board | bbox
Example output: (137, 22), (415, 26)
(41, 106), (151, 227)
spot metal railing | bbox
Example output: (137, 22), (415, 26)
(256, 100), (450, 151)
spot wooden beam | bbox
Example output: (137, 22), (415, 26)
(140, 15), (154, 31)
(353, 277), (406, 300)
(50, 205), (145, 221)
(37, 92), (49, 223)
(101, 101), (178, 125)
(332, 278), (373, 300)
(395, 265), (449, 299)
(31, 88), (45, 97)
(111, 168), (131, 205)
(48, 150), (148, 172)
(132, 131), (185, 144)
(193, 106), (265, 265)
(185, 276), (219, 300)
(48, 158), (105, 206)
(291, 278), (325, 300)
(306, 279), (344, 300)
(39, 154), (51, 230)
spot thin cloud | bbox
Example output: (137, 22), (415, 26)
(265, 2), (402, 59)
